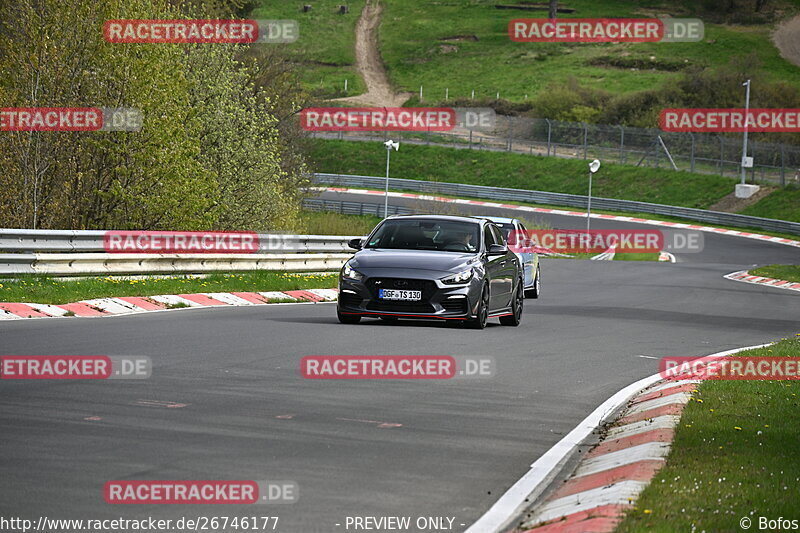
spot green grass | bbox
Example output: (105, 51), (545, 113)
(381, 0), (800, 104)
(614, 252), (660, 261)
(750, 264), (800, 282)
(252, 0), (366, 98)
(616, 336), (800, 532)
(310, 140), (800, 227)
(0, 272), (337, 305)
(742, 186), (800, 223)
(310, 139), (733, 207)
(299, 209), (382, 235)
(252, 0), (800, 104)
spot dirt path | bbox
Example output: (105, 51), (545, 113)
(333, 0), (411, 107)
(773, 14), (800, 67)
(708, 185), (774, 213)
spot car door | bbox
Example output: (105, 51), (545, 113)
(490, 224), (515, 307)
(516, 222), (534, 288)
(483, 224), (505, 310)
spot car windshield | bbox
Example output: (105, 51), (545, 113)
(496, 223), (516, 240)
(365, 219), (481, 252)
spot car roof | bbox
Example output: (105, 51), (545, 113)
(474, 216), (517, 225)
(386, 214), (485, 225)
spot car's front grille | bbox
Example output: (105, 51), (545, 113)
(366, 301), (436, 314)
(441, 298), (468, 314)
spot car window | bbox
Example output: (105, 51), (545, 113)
(366, 219), (480, 252)
(490, 225), (504, 246)
(483, 225), (495, 249)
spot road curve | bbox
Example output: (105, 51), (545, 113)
(1, 192), (798, 532)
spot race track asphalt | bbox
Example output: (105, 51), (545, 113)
(1, 191), (797, 532)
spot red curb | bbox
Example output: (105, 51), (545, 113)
(284, 290), (324, 302)
(0, 303), (52, 318)
(616, 403), (686, 425)
(178, 293), (229, 306)
(632, 383), (696, 404)
(58, 302), (109, 316)
(548, 460), (666, 501)
(231, 292), (270, 304)
(519, 504), (631, 533)
(586, 428), (675, 458)
(116, 296), (167, 311)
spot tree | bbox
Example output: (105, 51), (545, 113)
(0, 0), (308, 230)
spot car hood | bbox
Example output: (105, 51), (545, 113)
(350, 248), (477, 273)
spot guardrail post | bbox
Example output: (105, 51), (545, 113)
(690, 133), (696, 173)
(619, 126), (625, 164)
(507, 117), (513, 151)
(719, 136), (725, 177)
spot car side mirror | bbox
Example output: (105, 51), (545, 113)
(488, 243), (507, 255)
(348, 238), (363, 250)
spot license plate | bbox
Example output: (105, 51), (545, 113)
(378, 289), (422, 301)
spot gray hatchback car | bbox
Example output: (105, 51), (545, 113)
(337, 215), (524, 329)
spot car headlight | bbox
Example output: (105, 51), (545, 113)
(342, 262), (363, 281)
(441, 268), (473, 285)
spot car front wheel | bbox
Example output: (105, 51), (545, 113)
(467, 284), (489, 329)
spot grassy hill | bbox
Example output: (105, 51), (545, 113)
(254, 0), (800, 105)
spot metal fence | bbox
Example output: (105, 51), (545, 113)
(302, 198), (414, 217)
(312, 116), (800, 186)
(0, 228), (359, 254)
(313, 173), (800, 236)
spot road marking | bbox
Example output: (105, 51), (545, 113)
(336, 417), (403, 429)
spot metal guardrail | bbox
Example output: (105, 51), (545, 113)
(0, 253), (352, 277)
(28, 253), (351, 277)
(0, 229), (359, 276)
(0, 229), (360, 254)
(302, 197), (414, 217)
(313, 173), (800, 236)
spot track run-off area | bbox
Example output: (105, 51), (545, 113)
(1, 190), (798, 532)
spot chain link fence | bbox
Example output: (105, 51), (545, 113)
(312, 116), (800, 187)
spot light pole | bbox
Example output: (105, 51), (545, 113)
(740, 79), (751, 185)
(587, 159), (601, 234)
(383, 140), (399, 218)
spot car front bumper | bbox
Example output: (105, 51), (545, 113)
(338, 271), (482, 320)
